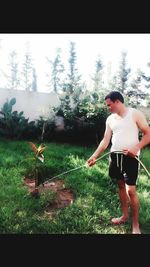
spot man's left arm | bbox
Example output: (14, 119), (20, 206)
(136, 110), (150, 150)
(124, 110), (150, 157)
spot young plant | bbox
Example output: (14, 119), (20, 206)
(26, 142), (46, 196)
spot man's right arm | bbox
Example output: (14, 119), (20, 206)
(87, 120), (112, 166)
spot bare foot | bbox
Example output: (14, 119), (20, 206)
(132, 228), (141, 234)
(111, 216), (128, 225)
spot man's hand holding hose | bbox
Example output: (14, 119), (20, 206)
(87, 156), (97, 167)
(123, 144), (140, 158)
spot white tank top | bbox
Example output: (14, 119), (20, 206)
(106, 108), (140, 155)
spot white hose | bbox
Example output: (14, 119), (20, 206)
(43, 150), (150, 184)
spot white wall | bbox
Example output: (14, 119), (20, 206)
(0, 88), (60, 121)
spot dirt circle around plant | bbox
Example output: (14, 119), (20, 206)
(23, 177), (75, 213)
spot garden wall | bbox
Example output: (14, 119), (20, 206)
(0, 88), (60, 121)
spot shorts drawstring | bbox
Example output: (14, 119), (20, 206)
(117, 153), (119, 168)
(120, 154), (123, 173)
(116, 153), (123, 173)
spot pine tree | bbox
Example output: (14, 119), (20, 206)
(64, 41), (82, 104)
(141, 60), (150, 107)
(115, 51), (131, 94)
(32, 67), (37, 92)
(21, 44), (33, 91)
(46, 48), (64, 93)
(127, 68), (146, 107)
(0, 50), (20, 89)
(92, 55), (104, 92)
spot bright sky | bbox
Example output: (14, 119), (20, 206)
(0, 33), (150, 92)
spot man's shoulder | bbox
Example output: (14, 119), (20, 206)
(129, 107), (142, 112)
(129, 107), (143, 116)
(129, 107), (146, 123)
(106, 114), (114, 123)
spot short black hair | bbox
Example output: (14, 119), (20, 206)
(105, 91), (124, 103)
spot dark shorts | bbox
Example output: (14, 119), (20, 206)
(109, 152), (139, 185)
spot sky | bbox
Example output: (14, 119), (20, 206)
(0, 33), (150, 92)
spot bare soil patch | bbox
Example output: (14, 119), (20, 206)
(23, 177), (75, 213)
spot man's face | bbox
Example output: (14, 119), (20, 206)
(105, 98), (118, 113)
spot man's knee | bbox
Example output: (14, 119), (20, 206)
(125, 185), (136, 198)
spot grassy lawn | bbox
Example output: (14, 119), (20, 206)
(0, 138), (150, 234)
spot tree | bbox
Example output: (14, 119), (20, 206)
(46, 48), (64, 93)
(146, 97), (150, 108)
(32, 67), (38, 92)
(21, 44), (33, 91)
(115, 50), (131, 94)
(1, 50), (20, 90)
(105, 61), (114, 91)
(127, 68), (146, 107)
(9, 50), (20, 89)
(92, 55), (104, 92)
(63, 41), (82, 105)
(141, 60), (150, 107)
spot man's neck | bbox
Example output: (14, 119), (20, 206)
(116, 105), (128, 117)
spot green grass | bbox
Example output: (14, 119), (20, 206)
(0, 138), (149, 234)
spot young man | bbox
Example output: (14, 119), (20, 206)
(87, 91), (150, 234)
